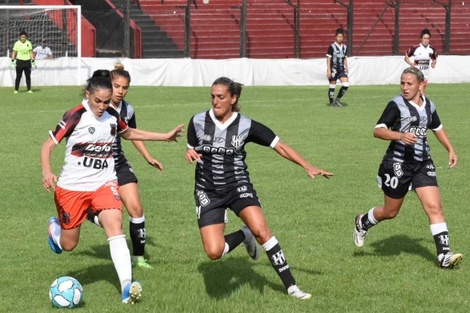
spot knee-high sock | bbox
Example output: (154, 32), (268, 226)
(221, 230), (245, 257)
(263, 236), (296, 289)
(336, 84), (349, 99)
(129, 216), (146, 257)
(108, 235), (132, 293)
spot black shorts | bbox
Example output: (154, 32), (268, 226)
(377, 159), (438, 199)
(195, 183), (262, 228)
(16, 59), (32, 70)
(329, 70), (348, 82)
(116, 159), (138, 186)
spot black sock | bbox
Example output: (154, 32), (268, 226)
(433, 231), (451, 255)
(337, 86), (349, 99)
(224, 230), (245, 253)
(360, 213), (376, 231)
(265, 238), (296, 289)
(328, 88), (335, 104)
(130, 220), (146, 256)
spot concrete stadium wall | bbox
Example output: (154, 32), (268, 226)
(1, 55), (469, 87)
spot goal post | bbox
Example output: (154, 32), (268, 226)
(0, 5), (82, 85)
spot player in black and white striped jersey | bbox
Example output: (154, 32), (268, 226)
(185, 76), (333, 299)
(353, 67), (462, 269)
(326, 28), (349, 107)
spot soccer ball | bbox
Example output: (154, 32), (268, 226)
(49, 276), (83, 308)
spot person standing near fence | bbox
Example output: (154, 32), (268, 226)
(33, 39), (53, 60)
(326, 28), (349, 107)
(11, 30), (36, 94)
(404, 28), (437, 96)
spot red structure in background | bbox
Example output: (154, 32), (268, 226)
(31, 0), (96, 57)
(138, 0), (470, 59)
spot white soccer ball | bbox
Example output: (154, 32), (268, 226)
(49, 276), (83, 308)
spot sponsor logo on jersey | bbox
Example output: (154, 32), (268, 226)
(72, 142), (113, 158)
(201, 144), (235, 155)
(213, 137), (225, 143)
(409, 126), (427, 138)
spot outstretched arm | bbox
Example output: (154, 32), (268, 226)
(40, 137), (58, 191)
(273, 141), (333, 179)
(121, 124), (184, 142)
(132, 140), (163, 171)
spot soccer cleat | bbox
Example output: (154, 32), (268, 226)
(48, 217), (63, 254)
(287, 285), (312, 300)
(132, 256), (153, 269)
(353, 214), (367, 248)
(122, 281), (142, 304)
(241, 226), (260, 260)
(438, 252), (463, 269)
(27, 90), (33, 94)
(14, 90), (18, 94)
(334, 98), (344, 107)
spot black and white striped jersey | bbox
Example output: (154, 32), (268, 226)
(376, 95), (442, 163)
(326, 42), (348, 73)
(187, 109), (279, 192)
(111, 99), (137, 169)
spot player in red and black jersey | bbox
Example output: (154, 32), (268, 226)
(185, 76), (333, 299)
(41, 76), (184, 303)
(404, 28), (438, 96)
(353, 67), (462, 269)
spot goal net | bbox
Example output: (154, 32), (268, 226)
(0, 5), (82, 84)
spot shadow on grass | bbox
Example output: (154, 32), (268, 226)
(67, 263), (120, 293)
(197, 257), (285, 299)
(80, 234), (159, 261)
(353, 234), (436, 264)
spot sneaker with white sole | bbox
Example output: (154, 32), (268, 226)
(353, 214), (367, 248)
(287, 285), (312, 300)
(122, 281), (142, 304)
(48, 217), (63, 254)
(241, 226), (260, 260)
(438, 252), (463, 269)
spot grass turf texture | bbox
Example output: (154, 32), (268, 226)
(1, 83), (469, 312)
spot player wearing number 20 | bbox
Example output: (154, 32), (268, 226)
(353, 67), (462, 269)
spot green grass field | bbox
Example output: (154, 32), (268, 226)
(1, 83), (469, 312)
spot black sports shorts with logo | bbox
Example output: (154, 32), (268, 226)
(377, 159), (438, 199)
(194, 183), (261, 228)
(116, 159), (138, 186)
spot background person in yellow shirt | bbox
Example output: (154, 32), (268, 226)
(11, 30), (36, 94)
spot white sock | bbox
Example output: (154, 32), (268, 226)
(430, 222), (448, 236)
(108, 235), (132, 293)
(50, 221), (62, 249)
(129, 215), (145, 224)
(221, 242), (230, 258)
(262, 236), (278, 251)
